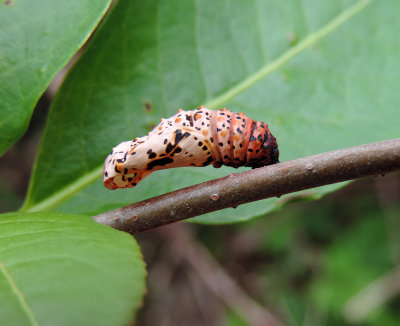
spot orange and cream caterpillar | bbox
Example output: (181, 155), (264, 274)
(103, 106), (279, 190)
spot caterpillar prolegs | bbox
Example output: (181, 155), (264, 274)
(103, 107), (279, 190)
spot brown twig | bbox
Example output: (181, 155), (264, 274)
(93, 139), (400, 234)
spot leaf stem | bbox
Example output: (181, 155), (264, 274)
(93, 138), (400, 234)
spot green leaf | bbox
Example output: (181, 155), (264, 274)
(0, 212), (146, 326)
(22, 0), (400, 223)
(0, 0), (112, 155)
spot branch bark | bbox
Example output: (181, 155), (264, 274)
(93, 138), (400, 234)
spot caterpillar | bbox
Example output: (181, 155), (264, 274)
(103, 106), (279, 190)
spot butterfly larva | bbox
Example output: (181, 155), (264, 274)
(103, 106), (279, 190)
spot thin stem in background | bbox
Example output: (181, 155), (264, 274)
(158, 223), (283, 326)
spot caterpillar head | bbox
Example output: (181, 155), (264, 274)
(103, 139), (153, 190)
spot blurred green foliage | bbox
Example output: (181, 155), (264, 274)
(205, 176), (400, 325)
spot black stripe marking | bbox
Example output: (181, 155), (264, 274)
(147, 157), (174, 170)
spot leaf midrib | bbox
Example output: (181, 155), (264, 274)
(21, 0), (373, 213)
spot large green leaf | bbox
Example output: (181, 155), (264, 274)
(22, 0), (400, 223)
(0, 0), (112, 155)
(0, 212), (146, 326)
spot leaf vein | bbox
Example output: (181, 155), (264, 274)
(205, 0), (373, 108)
(0, 261), (40, 326)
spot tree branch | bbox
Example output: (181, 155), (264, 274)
(93, 139), (400, 234)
